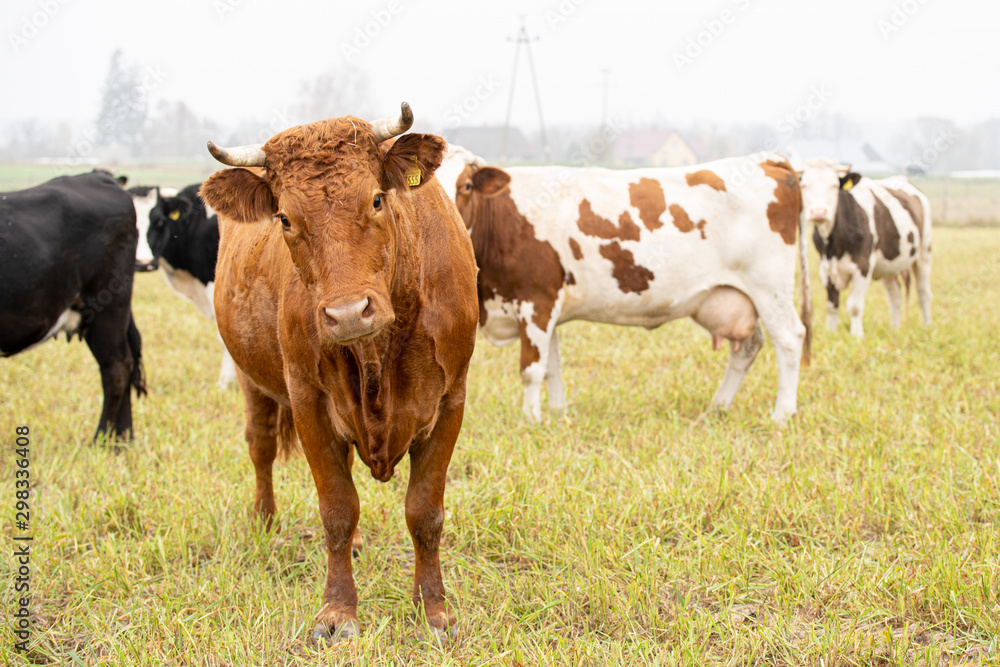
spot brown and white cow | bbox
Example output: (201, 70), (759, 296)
(798, 159), (932, 337)
(454, 155), (812, 424)
(200, 104), (479, 643)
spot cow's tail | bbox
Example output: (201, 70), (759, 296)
(902, 270), (912, 320)
(276, 405), (299, 460)
(798, 210), (813, 368)
(126, 311), (147, 397)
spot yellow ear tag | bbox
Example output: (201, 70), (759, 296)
(841, 179), (854, 191)
(168, 210), (182, 220)
(405, 165), (422, 187)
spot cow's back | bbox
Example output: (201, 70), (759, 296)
(501, 157), (800, 327)
(0, 172), (137, 354)
(854, 177), (930, 280)
(876, 176), (932, 253)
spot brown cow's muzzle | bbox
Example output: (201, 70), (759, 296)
(320, 292), (394, 344)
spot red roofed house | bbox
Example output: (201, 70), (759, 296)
(611, 129), (700, 168)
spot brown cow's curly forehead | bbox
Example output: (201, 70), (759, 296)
(262, 117), (384, 212)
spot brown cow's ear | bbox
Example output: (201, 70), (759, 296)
(472, 166), (511, 196)
(381, 133), (447, 190)
(200, 168), (275, 223)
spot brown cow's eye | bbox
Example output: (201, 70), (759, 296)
(373, 195), (382, 209)
(279, 215), (290, 229)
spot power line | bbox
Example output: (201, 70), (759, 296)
(501, 16), (550, 164)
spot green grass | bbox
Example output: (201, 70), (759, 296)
(1, 225), (999, 665)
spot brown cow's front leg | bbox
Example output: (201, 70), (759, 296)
(289, 387), (361, 644)
(406, 393), (464, 641)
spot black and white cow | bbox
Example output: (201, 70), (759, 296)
(799, 159), (932, 337)
(0, 170), (146, 441)
(129, 185), (178, 272)
(145, 183), (235, 387)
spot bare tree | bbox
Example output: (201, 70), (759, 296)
(142, 100), (220, 160)
(293, 67), (372, 124)
(0, 119), (72, 160)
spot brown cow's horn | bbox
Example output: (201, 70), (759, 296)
(206, 141), (267, 167)
(370, 102), (414, 143)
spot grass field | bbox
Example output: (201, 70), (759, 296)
(909, 177), (1000, 227)
(1, 179), (999, 665)
(0, 163), (216, 194)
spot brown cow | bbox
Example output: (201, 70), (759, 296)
(200, 104), (479, 643)
(453, 155), (811, 424)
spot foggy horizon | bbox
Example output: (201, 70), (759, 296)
(4, 1), (998, 126)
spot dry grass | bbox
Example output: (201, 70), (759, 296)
(910, 176), (1000, 227)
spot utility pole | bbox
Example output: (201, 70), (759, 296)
(501, 16), (550, 163)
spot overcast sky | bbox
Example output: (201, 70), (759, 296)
(2, 0), (997, 136)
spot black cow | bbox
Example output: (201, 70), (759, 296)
(146, 183), (234, 387)
(0, 170), (146, 441)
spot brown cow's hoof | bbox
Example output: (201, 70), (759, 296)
(310, 623), (332, 646)
(311, 619), (360, 647)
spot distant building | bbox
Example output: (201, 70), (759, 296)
(440, 126), (537, 162)
(610, 129), (700, 167)
(784, 139), (897, 174)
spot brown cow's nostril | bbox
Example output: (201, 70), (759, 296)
(323, 296), (382, 341)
